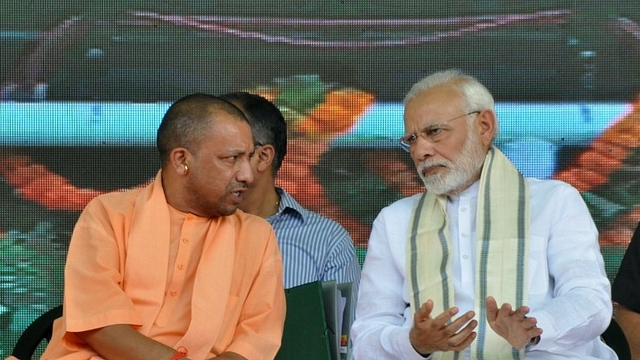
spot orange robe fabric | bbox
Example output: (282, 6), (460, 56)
(31, 170), (285, 360)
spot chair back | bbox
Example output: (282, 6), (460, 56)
(601, 317), (631, 360)
(12, 305), (62, 360)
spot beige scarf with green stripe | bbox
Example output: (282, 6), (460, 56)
(407, 146), (530, 360)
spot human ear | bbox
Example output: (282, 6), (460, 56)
(256, 145), (275, 173)
(169, 148), (190, 175)
(476, 110), (497, 147)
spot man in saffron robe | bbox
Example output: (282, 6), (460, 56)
(351, 69), (616, 359)
(30, 94), (285, 360)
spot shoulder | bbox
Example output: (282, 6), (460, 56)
(377, 193), (424, 219)
(231, 210), (274, 231)
(526, 177), (578, 192)
(525, 178), (593, 222)
(225, 211), (278, 254)
(526, 177), (582, 201)
(82, 187), (144, 217)
(278, 189), (347, 231)
(299, 206), (348, 231)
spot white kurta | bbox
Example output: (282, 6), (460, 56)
(352, 178), (617, 360)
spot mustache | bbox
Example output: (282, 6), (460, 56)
(418, 160), (449, 171)
(229, 183), (249, 192)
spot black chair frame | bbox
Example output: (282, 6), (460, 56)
(11, 305), (62, 360)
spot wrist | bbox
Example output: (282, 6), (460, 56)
(170, 347), (188, 360)
(410, 342), (432, 358)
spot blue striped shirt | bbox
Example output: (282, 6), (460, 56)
(267, 188), (361, 293)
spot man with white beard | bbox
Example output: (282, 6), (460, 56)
(351, 69), (617, 360)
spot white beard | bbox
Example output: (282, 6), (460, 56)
(417, 130), (486, 195)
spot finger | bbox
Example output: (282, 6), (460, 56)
(523, 325), (543, 344)
(413, 300), (434, 324)
(528, 326), (543, 338)
(447, 310), (476, 332)
(422, 310), (474, 342)
(521, 316), (538, 330)
(495, 302), (513, 319)
(450, 330), (477, 351)
(485, 296), (498, 319)
(500, 302), (513, 313)
(430, 306), (461, 328)
(449, 319), (478, 343)
(512, 305), (531, 319)
(423, 299), (434, 316)
(485, 296), (497, 311)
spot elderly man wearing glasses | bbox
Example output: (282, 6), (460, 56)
(351, 69), (616, 360)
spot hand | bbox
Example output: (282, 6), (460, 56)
(409, 299), (478, 355)
(485, 296), (543, 349)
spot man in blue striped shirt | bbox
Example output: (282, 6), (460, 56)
(219, 91), (361, 291)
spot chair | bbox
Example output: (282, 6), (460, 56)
(11, 305), (62, 360)
(600, 317), (631, 360)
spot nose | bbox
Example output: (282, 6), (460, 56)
(237, 157), (254, 184)
(411, 136), (436, 163)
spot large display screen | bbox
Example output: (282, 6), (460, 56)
(2, 1), (639, 356)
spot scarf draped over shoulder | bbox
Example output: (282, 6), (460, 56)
(406, 147), (530, 360)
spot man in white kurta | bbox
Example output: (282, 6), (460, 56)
(352, 179), (616, 359)
(351, 69), (616, 359)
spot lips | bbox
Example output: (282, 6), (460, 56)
(421, 164), (445, 178)
(229, 185), (248, 203)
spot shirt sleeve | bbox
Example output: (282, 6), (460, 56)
(526, 184), (612, 353)
(351, 202), (428, 360)
(612, 223), (640, 312)
(63, 199), (143, 335)
(322, 226), (362, 296)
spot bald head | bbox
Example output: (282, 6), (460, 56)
(157, 93), (248, 166)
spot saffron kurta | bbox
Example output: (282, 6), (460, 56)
(37, 171), (286, 360)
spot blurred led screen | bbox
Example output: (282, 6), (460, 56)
(2, 1), (640, 356)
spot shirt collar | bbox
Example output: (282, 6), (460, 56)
(448, 180), (480, 202)
(271, 187), (307, 222)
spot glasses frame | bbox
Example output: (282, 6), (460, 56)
(399, 110), (481, 152)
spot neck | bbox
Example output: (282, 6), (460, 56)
(241, 185), (280, 219)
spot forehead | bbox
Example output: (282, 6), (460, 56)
(200, 113), (252, 149)
(404, 86), (465, 128)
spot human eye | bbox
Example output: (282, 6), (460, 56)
(426, 126), (444, 136)
(402, 133), (418, 144)
(425, 126), (446, 140)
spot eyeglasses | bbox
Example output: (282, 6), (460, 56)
(399, 111), (480, 152)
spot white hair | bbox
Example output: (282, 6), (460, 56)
(404, 69), (498, 137)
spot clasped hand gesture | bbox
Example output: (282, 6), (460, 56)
(410, 297), (544, 355)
